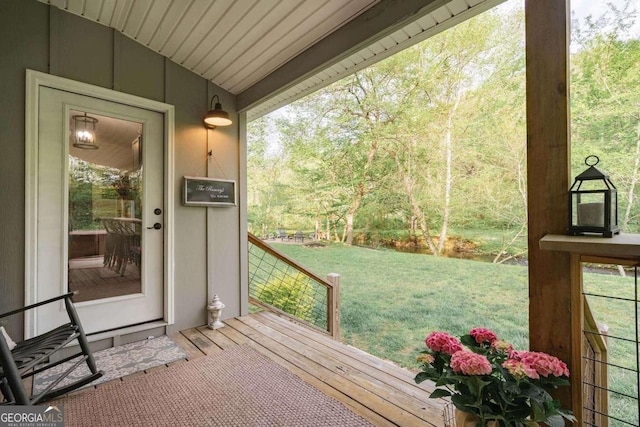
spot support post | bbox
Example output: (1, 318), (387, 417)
(327, 273), (340, 341)
(525, 0), (581, 422)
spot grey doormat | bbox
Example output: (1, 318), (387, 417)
(34, 335), (186, 394)
(50, 344), (375, 427)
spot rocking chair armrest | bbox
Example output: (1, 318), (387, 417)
(0, 291), (77, 320)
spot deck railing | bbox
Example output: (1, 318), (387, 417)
(541, 235), (640, 426)
(247, 233), (340, 340)
(580, 256), (640, 427)
(578, 255), (640, 427)
(582, 296), (609, 427)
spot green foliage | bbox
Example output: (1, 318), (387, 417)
(273, 242), (638, 425)
(249, 1), (640, 260)
(415, 331), (575, 426)
(571, 1), (640, 232)
(248, 5), (528, 252)
(255, 272), (316, 322)
(68, 156), (141, 230)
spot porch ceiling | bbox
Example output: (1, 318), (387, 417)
(38, 0), (503, 120)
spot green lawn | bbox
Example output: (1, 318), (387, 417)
(270, 242), (637, 426)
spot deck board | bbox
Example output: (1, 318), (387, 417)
(176, 312), (445, 427)
(225, 317), (425, 426)
(255, 311), (423, 382)
(180, 328), (223, 356)
(215, 320), (397, 426)
(169, 331), (205, 360)
(237, 316), (442, 426)
(250, 312), (444, 413)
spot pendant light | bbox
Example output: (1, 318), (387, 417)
(72, 113), (99, 150)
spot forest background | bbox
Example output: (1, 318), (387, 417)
(246, 0), (640, 264)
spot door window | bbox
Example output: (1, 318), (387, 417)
(67, 111), (144, 303)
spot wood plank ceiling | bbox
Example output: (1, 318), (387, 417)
(38, 0), (503, 121)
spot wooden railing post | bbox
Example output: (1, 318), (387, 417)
(570, 253), (585, 423)
(327, 273), (340, 341)
(584, 296), (609, 427)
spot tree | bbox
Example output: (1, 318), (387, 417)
(571, 1), (640, 274)
(247, 4), (533, 260)
(385, 8), (519, 255)
(247, 117), (290, 236)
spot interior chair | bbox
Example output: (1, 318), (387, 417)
(0, 291), (103, 405)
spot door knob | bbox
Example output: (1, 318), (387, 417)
(147, 223), (162, 230)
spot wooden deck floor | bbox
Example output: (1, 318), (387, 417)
(171, 311), (447, 427)
(68, 256), (140, 302)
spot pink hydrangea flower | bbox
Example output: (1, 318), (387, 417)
(517, 351), (570, 377)
(416, 354), (435, 364)
(503, 359), (539, 379)
(469, 328), (498, 344)
(451, 351), (493, 375)
(491, 340), (513, 353)
(425, 332), (464, 355)
(508, 349), (524, 360)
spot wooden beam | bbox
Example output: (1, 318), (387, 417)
(540, 233), (640, 259)
(236, 0), (449, 112)
(525, 0), (580, 422)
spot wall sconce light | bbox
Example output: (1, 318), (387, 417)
(203, 95), (232, 129)
(72, 113), (99, 150)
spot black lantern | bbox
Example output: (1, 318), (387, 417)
(72, 113), (99, 150)
(568, 155), (619, 238)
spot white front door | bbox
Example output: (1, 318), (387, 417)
(33, 86), (164, 335)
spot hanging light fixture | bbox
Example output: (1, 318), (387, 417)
(72, 113), (99, 150)
(203, 95), (232, 129)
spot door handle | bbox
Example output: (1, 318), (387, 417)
(147, 223), (162, 230)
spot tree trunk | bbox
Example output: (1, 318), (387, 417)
(617, 120), (640, 276)
(333, 219), (341, 242)
(389, 148), (439, 254)
(345, 212), (355, 244)
(326, 216), (330, 241)
(437, 90), (461, 254)
(493, 147), (528, 264)
(345, 185), (365, 245)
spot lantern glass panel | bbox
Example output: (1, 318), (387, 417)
(572, 191), (606, 228)
(611, 192), (618, 227)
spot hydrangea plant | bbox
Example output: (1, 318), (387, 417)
(415, 328), (576, 427)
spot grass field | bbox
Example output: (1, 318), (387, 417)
(270, 241), (638, 426)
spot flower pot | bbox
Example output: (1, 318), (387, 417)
(454, 410), (539, 427)
(455, 410), (497, 427)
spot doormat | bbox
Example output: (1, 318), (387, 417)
(51, 345), (375, 427)
(33, 335), (186, 395)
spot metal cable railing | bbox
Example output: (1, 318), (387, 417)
(582, 262), (639, 427)
(248, 233), (340, 339)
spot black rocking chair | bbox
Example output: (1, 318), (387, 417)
(0, 291), (103, 405)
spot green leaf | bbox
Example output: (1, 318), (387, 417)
(429, 388), (452, 399)
(460, 334), (478, 348)
(414, 372), (431, 384)
(544, 415), (565, 427)
(466, 375), (491, 397)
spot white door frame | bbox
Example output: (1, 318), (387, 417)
(25, 69), (175, 338)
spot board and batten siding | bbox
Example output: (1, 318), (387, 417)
(0, 0), (243, 339)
